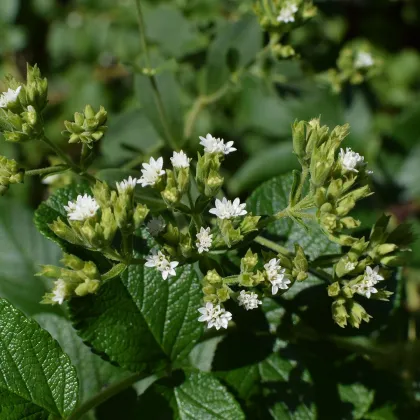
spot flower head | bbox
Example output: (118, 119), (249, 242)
(196, 227), (213, 254)
(345, 261), (356, 271)
(339, 148), (365, 173)
(171, 150), (190, 168)
(237, 290), (262, 310)
(51, 279), (67, 305)
(147, 216), (166, 237)
(355, 51), (374, 69)
(277, 3), (298, 23)
(64, 194), (99, 221)
(199, 133), (236, 155)
(145, 249), (179, 280)
(0, 86), (22, 108)
(209, 197), (247, 220)
(116, 176), (138, 193)
(138, 157), (165, 187)
(352, 265), (384, 299)
(198, 302), (232, 330)
(264, 258), (290, 295)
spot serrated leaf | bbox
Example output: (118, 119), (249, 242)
(35, 313), (129, 411)
(0, 198), (61, 315)
(0, 299), (78, 418)
(173, 371), (245, 420)
(338, 383), (375, 419)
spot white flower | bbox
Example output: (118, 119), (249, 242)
(199, 133), (236, 155)
(0, 86), (22, 108)
(196, 227), (213, 254)
(352, 265), (384, 299)
(237, 290), (262, 311)
(345, 261), (356, 271)
(209, 197), (247, 220)
(147, 216), (166, 237)
(170, 150), (190, 168)
(145, 249), (179, 280)
(138, 157), (165, 187)
(355, 51), (374, 69)
(64, 194), (99, 221)
(277, 3), (298, 23)
(52, 279), (67, 305)
(198, 302), (232, 330)
(116, 176), (138, 193)
(264, 258), (290, 295)
(339, 147), (365, 173)
(42, 174), (61, 185)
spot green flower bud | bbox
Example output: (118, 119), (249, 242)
(0, 155), (24, 194)
(348, 300), (371, 329)
(380, 254), (404, 267)
(62, 105), (107, 147)
(176, 167), (190, 194)
(336, 196), (356, 216)
(179, 232), (193, 258)
(332, 299), (349, 328)
(371, 289), (393, 301)
(113, 195), (130, 230)
(205, 269), (222, 285)
(24, 64), (48, 112)
(49, 218), (83, 246)
(241, 249), (258, 273)
(217, 285), (231, 302)
(92, 181), (111, 208)
(292, 244), (308, 280)
(74, 278), (100, 297)
(101, 207), (118, 242)
(251, 270), (265, 285)
(133, 204), (149, 228)
(239, 272), (254, 287)
(162, 223), (179, 245)
(61, 253), (85, 271)
(83, 261), (100, 279)
(218, 219), (243, 248)
(340, 217), (361, 229)
(310, 159), (333, 188)
(204, 170), (224, 197)
(328, 282), (341, 297)
(161, 187), (180, 205)
(2, 131), (30, 143)
(375, 243), (398, 256)
(292, 120), (306, 160)
(239, 214), (261, 235)
(326, 179), (343, 200)
(320, 213), (337, 233)
(37, 265), (62, 278)
(314, 187), (326, 207)
(203, 285), (216, 296)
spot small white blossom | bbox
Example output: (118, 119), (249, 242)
(147, 216), (166, 237)
(339, 147), (365, 173)
(345, 261), (357, 271)
(0, 86), (22, 108)
(42, 174), (61, 185)
(209, 197), (247, 220)
(145, 249), (179, 280)
(355, 51), (374, 69)
(199, 133), (236, 155)
(198, 302), (232, 330)
(264, 258), (290, 295)
(138, 157), (165, 187)
(196, 227), (213, 254)
(64, 194), (99, 221)
(52, 279), (67, 305)
(237, 290), (262, 311)
(116, 176), (138, 193)
(352, 265), (384, 299)
(170, 150), (190, 168)
(277, 3), (298, 23)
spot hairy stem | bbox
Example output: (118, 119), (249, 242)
(254, 235), (290, 255)
(25, 165), (68, 176)
(133, 0), (178, 149)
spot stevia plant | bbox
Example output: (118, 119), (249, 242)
(0, 1), (416, 419)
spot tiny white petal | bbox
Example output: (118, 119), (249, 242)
(51, 279), (67, 305)
(237, 290), (262, 310)
(170, 150), (191, 168)
(64, 194), (99, 221)
(209, 197), (247, 220)
(277, 3), (298, 23)
(355, 51), (374, 69)
(199, 133), (236, 155)
(116, 176), (138, 193)
(339, 147), (366, 173)
(197, 302), (232, 330)
(145, 249), (179, 280)
(138, 156), (165, 187)
(196, 227), (213, 253)
(0, 85), (22, 108)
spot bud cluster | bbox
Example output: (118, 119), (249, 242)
(0, 155), (24, 195)
(62, 104), (107, 147)
(0, 64), (47, 143)
(39, 253), (102, 305)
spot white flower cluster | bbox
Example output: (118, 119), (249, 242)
(277, 2), (298, 23)
(339, 147), (366, 173)
(64, 194), (100, 221)
(145, 249), (179, 280)
(209, 197), (247, 220)
(354, 51), (374, 69)
(352, 266), (384, 299)
(199, 133), (236, 155)
(196, 227), (213, 254)
(264, 258), (290, 295)
(52, 279), (67, 305)
(170, 150), (190, 168)
(198, 302), (232, 330)
(138, 157), (165, 187)
(0, 86), (21, 108)
(116, 176), (138, 193)
(237, 290), (262, 311)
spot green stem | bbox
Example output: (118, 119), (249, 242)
(254, 236), (290, 255)
(133, 0), (177, 149)
(25, 165), (68, 176)
(295, 166), (309, 203)
(67, 371), (150, 420)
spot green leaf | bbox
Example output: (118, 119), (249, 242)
(0, 0), (20, 23)
(0, 299), (78, 418)
(397, 144), (420, 200)
(0, 198), (61, 315)
(35, 313), (129, 408)
(69, 263), (203, 372)
(205, 15), (262, 94)
(338, 383), (375, 419)
(173, 371), (245, 419)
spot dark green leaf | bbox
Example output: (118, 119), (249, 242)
(0, 299), (78, 418)
(338, 383), (374, 419)
(0, 199), (61, 315)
